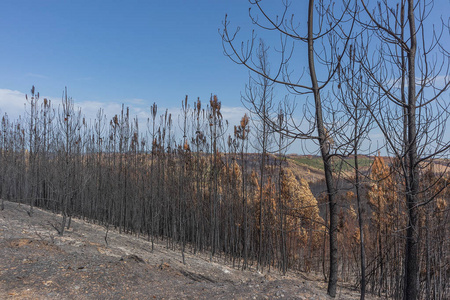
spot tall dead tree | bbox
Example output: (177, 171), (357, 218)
(356, 1), (450, 299)
(222, 1), (354, 296)
(242, 40), (275, 270)
(57, 87), (82, 236)
(335, 46), (375, 299)
(25, 86), (40, 216)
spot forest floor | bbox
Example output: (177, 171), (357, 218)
(0, 201), (379, 300)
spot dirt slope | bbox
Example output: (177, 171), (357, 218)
(0, 201), (377, 300)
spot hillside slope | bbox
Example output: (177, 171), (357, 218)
(0, 201), (378, 299)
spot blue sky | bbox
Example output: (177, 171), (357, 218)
(0, 0), (261, 122)
(0, 1), (448, 155)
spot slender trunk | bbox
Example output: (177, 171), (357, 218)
(404, 1), (419, 299)
(425, 205), (431, 300)
(259, 146), (265, 269)
(323, 202), (328, 281)
(354, 146), (366, 300)
(242, 147), (248, 270)
(306, 0), (337, 296)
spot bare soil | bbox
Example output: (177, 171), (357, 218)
(0, 201), (377, 299)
